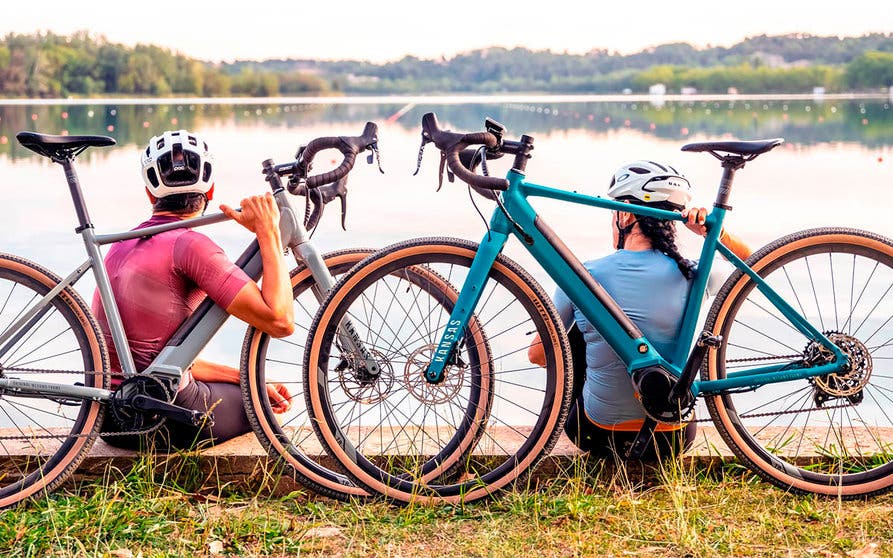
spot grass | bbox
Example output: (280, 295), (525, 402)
(1, 453), (892, 557)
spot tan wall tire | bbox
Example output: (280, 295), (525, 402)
(304, 237), (572, 505)
(702, 228), (893, 498)
(0, 254), (108, 509)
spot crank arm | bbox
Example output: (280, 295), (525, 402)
(130, 394), (214, 427)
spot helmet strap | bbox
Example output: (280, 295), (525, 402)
(615, 212), (638, 250)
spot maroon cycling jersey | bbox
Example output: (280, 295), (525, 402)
(91, 214), (251, 380)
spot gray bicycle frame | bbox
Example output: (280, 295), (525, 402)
(0, 155), (369, 402)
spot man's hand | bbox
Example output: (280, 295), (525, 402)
(220, 193), (281, 237)
(681, 207), (708, 237)
(266, 383), (292, 414)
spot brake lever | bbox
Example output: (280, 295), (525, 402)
(412, 136), (428, 177)
(367, 144), (384, 174)
(304, 175), (350, 231)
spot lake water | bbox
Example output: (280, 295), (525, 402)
(1, 94), (891, 366)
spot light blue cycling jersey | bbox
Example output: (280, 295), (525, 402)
(553, 249), (694, 427)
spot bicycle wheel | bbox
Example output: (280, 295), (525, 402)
(703, 228), (893, 497)
(0, 254), (109, 509)
(304, 237), (572, 504)
(241, 248), (376, 500)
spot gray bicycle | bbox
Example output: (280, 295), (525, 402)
(0, 122), (441, 507)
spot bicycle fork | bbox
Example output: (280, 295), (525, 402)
(425, 231), (508, 383)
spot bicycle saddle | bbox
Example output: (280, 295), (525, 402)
(16, 131), (116, 160)
(681, 138), (783, 156)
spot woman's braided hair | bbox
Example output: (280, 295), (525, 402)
(632, 202), (696, 280)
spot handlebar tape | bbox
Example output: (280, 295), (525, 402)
(290, 122), (378, 191)
(422, 112), (510, 191)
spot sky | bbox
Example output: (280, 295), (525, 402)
(0, 0), (890, 63)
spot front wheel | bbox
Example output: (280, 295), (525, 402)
(304, 237), (572, 504)
(0, 254), (109, 509)
(703, 228), (893, 497)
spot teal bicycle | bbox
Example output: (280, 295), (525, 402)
(302, 112), (893, 504)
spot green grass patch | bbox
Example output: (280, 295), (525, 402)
(1, 453), (891, 557)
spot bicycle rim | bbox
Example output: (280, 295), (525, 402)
(241, 248), (374, 500)
(703, 228), (893, 497)
(0, 254), (108, 509)
(305, 238), (571, 504)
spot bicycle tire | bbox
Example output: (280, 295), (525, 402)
(241, 247), (487, 500)
(241, 248), (373, 499)
(304, 237), (572, 504)
(702, 228), (893, 497)
(0, 253), (109, 509)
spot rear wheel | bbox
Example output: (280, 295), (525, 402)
(703, 228), (893, 497)
(0, 254), (108, 509)
(304, 237), (572, 504)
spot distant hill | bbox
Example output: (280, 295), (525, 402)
(218, 33), (893, 95)
(1, 31), (892, 98)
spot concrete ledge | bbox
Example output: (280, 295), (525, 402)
(57, 427), (737, 496)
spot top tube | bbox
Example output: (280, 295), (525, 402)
(521, 181), (687, 223)
(93, 211), (233, 246)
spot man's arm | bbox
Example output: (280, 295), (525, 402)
(221, 194), (295, 338)
(190, 359), (291, 413)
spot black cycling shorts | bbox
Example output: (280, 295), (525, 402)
(101, 379), (251, 452)
(563, 324), (696, 461)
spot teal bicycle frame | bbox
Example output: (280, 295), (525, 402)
(426, 167), (847, 400)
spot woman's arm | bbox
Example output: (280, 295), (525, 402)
(681, 207), (752, 260)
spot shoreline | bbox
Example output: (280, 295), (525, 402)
(0, 92), (890, 107)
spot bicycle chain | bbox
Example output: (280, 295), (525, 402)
(681, 353), (856, 423)
(0, 366), (163, 440)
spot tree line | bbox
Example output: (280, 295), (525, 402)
(1, 31), (892, 98)
(0, 32), (331, 98)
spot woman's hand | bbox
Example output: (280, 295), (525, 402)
(266, 383), (292, 414)
(681, 207), (708, 237)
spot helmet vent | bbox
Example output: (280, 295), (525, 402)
(202, 162), (212, 182)
(187, 135), (197, 147)
(146, 168), (159, 188)
(629, 166), (651, 174)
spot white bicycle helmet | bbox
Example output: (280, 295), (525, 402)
(141, 130), (213, 198)
(607, 160), (691, 210)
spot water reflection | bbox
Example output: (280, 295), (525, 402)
(1, 98), (892, 163)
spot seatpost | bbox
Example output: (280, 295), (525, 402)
(60, 158), (94, 232)
(714, 156), (745, 210)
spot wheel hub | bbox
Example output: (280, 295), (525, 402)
(806, 332), (873, 403)
(337, 349), (394, 404)
(404, 344), (465, 404)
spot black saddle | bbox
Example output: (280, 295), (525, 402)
(16, 131), (116, 160)
(681, 138), (784, 157)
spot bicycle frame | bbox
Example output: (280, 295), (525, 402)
(426, 166), (848, 400)
(0, 158), (345, 403)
